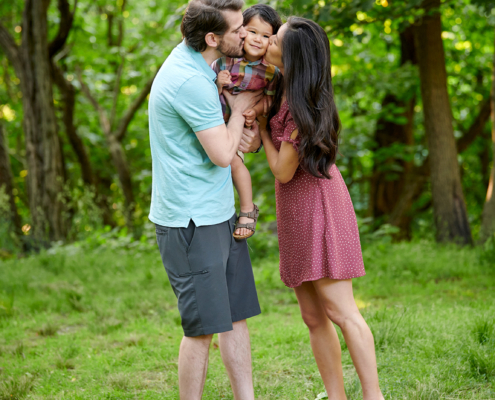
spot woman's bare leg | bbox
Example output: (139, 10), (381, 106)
(231, 154), (254, 237)
(312, 278), (384, 400)
(294, 282), (347, 400)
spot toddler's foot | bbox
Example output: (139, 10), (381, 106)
(233, 204), (259, 239)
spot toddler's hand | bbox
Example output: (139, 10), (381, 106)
(217, 70), (232, 87)
(243, 108), (257, 127)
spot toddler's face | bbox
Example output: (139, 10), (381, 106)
(243, 16), (273, 60)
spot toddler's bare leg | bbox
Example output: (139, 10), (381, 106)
(231, 155), (254, 237)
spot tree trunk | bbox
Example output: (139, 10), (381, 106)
(0, 0), (66, 243)
(414, 0), (472, 244)
(370, 27), (416, 239)
(480, 29), (495, 243)
(0, 124), (22, 239)
(108, 135), (135, 226)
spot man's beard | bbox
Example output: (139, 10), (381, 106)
(218, 37), (244, 58)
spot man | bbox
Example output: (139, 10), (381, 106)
(148, 0), (262, 398)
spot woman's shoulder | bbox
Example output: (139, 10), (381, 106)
(280, 102), (296, 127)
(271, 102), (294, 128)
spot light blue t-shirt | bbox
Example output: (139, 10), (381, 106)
(148, 41), (234, 228)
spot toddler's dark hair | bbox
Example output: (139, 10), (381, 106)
(242, 4), (282, 34)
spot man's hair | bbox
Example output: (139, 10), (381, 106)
(242, 4), (282, 35)
(181, 0), (244, 52)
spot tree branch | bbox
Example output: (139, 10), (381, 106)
(52, 62), (95, 186)
(117, 0), (127, 47)
(49, 0), (78, 58)
(76, 66), (111, 134)
(414, 98), (492, 179)
(114, 69), (158, 142)
(457, 98), (491, 153)
(110, 57), (125, 130)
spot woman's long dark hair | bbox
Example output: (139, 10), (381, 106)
(269, 17), (341, 179)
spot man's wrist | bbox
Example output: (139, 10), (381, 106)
(253, 142), (263, 153)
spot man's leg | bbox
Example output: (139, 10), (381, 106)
(179, 333), (213, 400)
(218, 320), (254, 400)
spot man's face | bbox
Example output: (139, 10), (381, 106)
(217, 10), (246, 58)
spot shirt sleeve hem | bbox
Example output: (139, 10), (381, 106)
(192, 119), (225, 133)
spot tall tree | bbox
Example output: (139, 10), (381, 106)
(414, 0), (472, 244)
(480, 28), (495, 242)
(0, 123), (22, 240)
(0, 0), (76, 242)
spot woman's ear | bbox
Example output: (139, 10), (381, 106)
(205, 33), (219, 49)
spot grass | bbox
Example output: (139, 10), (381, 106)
(0, 239), (494, 399)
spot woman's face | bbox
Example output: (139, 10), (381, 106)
(264, 23), (287, 71)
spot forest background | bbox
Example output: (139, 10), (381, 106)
(1, 0), (495, 250)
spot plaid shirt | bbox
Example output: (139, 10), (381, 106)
(211, 56), (280, 96)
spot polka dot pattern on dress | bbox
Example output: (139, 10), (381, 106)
(270, 102), (366, 288)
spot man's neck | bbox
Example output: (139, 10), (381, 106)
(201, 47), (222, 66)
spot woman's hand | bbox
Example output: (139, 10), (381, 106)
(257, 97), (272, 132)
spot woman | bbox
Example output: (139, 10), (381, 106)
(258, 17), (385, 400)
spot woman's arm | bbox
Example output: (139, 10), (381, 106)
(259, 121), (299, 184)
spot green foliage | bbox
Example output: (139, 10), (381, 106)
(0, 0), (494, 250)
(479, 234), (495, 265)
(37, 322), (59, 337)
(472, 317), (495, 345)
(0, 374), (35, 400)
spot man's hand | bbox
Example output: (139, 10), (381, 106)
(224, 89), (263, 117)
(243, 108), (256, 127)
(217, 70), (232, 87)
(238, 120), (261, 153)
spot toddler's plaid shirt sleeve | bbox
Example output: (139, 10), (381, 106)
(264, 66), (281, 96)
(211, 56), (228, 76)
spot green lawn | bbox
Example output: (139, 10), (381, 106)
(1, 240), (494, 399)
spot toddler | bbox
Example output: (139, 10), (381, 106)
(211, 4), (282, 239)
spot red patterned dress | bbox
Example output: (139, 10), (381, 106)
(270, 102), (366, 288)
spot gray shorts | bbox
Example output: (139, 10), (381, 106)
(155, 214), (261, 337)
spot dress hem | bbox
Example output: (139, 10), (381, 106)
(282, 272), (366, 288)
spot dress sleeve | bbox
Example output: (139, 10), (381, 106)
(277, 110), (300, 151)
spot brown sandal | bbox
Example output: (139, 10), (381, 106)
(233, 204), (259, 240)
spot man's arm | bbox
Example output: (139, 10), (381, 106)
(195, 90), (263, 167)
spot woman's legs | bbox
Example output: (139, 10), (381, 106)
(293, 282), (346, 400)
(312, 278), (384, 400)
(231, 154), (254, 237)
